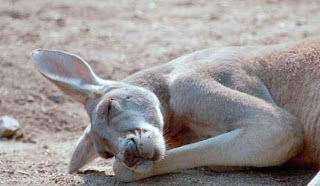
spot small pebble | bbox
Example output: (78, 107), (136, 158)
(48, 95), (65, 104)
(0, 116), (20, 138)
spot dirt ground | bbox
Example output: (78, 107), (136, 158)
(1, 0), (320, 185)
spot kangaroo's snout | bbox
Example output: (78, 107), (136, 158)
(118, 128), (165, 169)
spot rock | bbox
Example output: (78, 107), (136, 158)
(26, 95), (35, 102)
(97, 30), (112, 39)
(0, 116), (20, 138)
(134, 10), (144, 19)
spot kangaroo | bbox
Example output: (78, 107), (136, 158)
(31, 37), (320, 183)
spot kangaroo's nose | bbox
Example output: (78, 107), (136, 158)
(126, 138), (139, 156)
(123, 138), (140, 167)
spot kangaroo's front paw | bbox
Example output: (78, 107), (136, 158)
(113, 158), (136, 182)
(113, 158), (154, 182)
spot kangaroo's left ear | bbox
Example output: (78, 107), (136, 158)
(68, 125), (98, 174)
(31, 49), (111, 104)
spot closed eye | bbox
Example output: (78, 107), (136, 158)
(96, 97), (114, 120)
(104, 98), (113, 126)
(107, 98), (122, 119)
(107, 98), (113, 117)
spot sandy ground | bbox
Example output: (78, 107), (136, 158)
(1, 0), (320, 185)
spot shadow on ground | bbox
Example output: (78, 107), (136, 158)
(77, 167), (317, 186)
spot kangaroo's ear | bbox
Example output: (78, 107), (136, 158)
(31, 49), (105, 104)
(68, 125), (98, 174)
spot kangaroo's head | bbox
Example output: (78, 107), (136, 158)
(31, 50), (166, 173)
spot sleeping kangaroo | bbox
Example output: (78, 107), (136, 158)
(31, 37), (320, 183)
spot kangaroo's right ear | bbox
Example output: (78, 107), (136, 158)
(31, 49), (111, 104)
